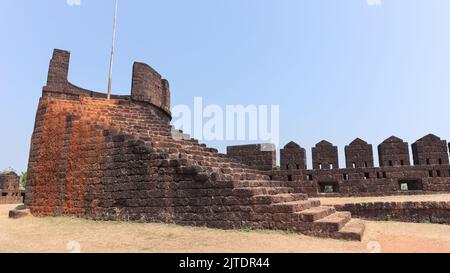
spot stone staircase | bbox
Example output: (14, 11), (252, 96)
(68, 98), (365, 241)
(117, 116), (366, 241)
(231, 180), (365, 241)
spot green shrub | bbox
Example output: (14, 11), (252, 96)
(19, 172), (27, 190)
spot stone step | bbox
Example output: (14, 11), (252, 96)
(149, 136), (271, 179)
(333, 219), (366, 241)
(9, 209), (31, 219)
(272, 199), (321, 213)
(298, 206), (336, 222)
(252, 193), (308, 205)
(313, 211), (352, 232)
(232, 187), (293, 197)
(233, 180), (286, 188)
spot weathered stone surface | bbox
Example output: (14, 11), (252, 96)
(24, 49), (364, 241)
(412, 134), (449, 166)
(312, 140), (339, 170)
(131, 62), (171, 115)
(0, 171), (22, 204)
(334, 201), (450, 224)
(227, 144), (276, 171)
(9, 209), (31, 219)
(271, 135), (450, 197)
(280, 142), (307, 171)
(345, 138), (374, 168)
(378, 136), (410, 167)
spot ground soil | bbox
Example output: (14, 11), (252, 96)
(1, 204), (449, 253)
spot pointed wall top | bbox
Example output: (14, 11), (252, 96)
(284, 141), (301, 149)
(316, 140), (333, 147)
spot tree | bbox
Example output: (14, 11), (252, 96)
(19, 172), (27, 190)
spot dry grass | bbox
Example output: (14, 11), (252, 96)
(1, 204), (449, 253)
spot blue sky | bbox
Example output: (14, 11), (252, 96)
(1, 0), (450, 172)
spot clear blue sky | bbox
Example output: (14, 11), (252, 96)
(1, 0), (450, 172)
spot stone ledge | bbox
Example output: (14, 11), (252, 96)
(334, 201), (450, 224)
(9, 209), (31, 219)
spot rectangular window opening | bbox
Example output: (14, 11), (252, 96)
(400, 183), (408, 191)
(398, 180), (423, 191)
(319, 182), (339, 193)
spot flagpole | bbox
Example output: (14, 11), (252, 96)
(107, 0), (119, 100)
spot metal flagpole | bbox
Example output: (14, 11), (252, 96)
(107, 0), (119, 100)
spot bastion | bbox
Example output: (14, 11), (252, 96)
(0, 171), (22, 204)
(24, 49), (366, 241)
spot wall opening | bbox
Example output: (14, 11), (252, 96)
(296, 164), (300, 170)
(364, 162), (368, 168)
(398, 179), (423, 191)
(429, 170), (433, 177)
(437, 170), (441, 177)
(400, 183), (408, 191)
(287, 175), (293, 182)
(427, 159), (430, 165)
(389, 160), (393, 166)
(330, 164), (334, 170)
(439, 158), (443, 165)
(306, 174), (313, 181)
(401, 160), (405, 166)
(343, 173), (349, 181)
(1, 193), (7, 197)
(352, 162), (356, 168)
(383, 172), (387, 178)
(319, 163), (323, 170)
(319, 182), (339, 193)
(364, 172), (370, 179)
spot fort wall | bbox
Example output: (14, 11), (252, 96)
(280, 142), (307, 171)
(334, 201), (450, 224)
(24, 49), (365, 240)
(0, 171), (22, 204)
(265, 136), (450, 196)
(227, 144), (276, 171)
